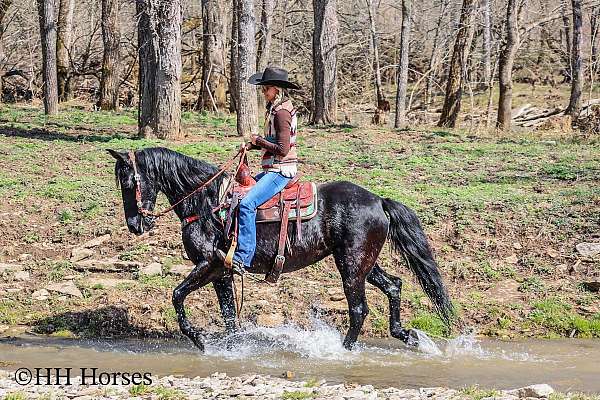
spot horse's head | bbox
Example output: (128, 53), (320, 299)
(108, 149), (157, 235)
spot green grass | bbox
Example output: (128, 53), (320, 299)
(153, 386), (186, 400)
(407, 311), (448, 337)
(529, 298), (600, 338)
(3, 392), (27, 400)
(460, 385), (500, 400)
(129, 383), (152, 396)
(1, 103), (599, 339)
(281, 391), (314, 400)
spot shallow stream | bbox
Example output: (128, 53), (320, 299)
(1, 320), (598, 392)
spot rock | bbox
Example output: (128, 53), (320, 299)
(546, 248), (559, 258)
(70, 247), (95, 262)
(509, 384), (554, 398)
(576, 243), (600, 258)
(0, 263), (22, 273)
(13, 271), (30, 281)
(505, 254), (519, 264)
(32, 289), (50, 300)
(85, 277), (136, 288)
(140, 262), (162, 276)
(73, 258), (142, 272)
(256, 313), (285, 327)
(0, 325), (9, 333)
(17, 253), (32, 262)
(581, 281), (600, 293)
(46, 281), (83, 298)
(81, 234), (111, 249)
(168, 264), (194, 276)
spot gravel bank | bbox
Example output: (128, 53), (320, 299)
(0, 369), (564, 399)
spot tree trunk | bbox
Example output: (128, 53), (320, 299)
(98, 0), (121, 111)
(229, 0), (239, 113)
(256, 0), (276, 111)
(198, 0), (226, 112)
(482, 0), (492, 86)
(37, 0), (58, 115)
(257, 0), (276, 71)
(236, 0), (258, 138)
(591, 7), (599, 75)
(394, 0), (411, 128)
(366, 0), (384, 105)
(56, 0), (74, 102)
(565, 0), (583, 117)
(425, 0), (448, 107)
(0, 0), (13, 102)
(137, 0), (158, 136)
(437, 0), (477, 128)
(496, 0), (519, 130)
(312, 0), (338, 125)
(561, 0), (572, 80)
(137, 0), (182, 139)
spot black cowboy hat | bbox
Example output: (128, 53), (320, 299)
(248, 66), (300, 90)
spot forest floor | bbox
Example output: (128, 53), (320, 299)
(0, 101), (599, 342)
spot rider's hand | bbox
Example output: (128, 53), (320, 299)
(244, 142), (253, 150)
(250, 134), (258, 145)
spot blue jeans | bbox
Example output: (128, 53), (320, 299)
(233, 171), (292, 267)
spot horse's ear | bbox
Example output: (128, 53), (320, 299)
(107, 149), (129, 163)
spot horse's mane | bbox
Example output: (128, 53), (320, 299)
(120, 147), (226, 229)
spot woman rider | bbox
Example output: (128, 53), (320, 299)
(231, 66), (300, 275)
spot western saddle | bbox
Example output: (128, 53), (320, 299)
(216, 162), (317, 283)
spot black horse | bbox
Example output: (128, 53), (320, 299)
(109, 147), (453, 351)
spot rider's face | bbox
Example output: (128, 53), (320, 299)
(261, 85), (278, 103)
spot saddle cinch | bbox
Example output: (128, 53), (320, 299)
(219, 162), (318, 283)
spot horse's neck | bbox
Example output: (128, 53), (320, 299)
(155, 169), (220, 221)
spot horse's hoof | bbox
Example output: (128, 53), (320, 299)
(397, 328), (419, 347)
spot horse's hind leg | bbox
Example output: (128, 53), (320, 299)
(172, 260), (220, 351)
(367, 262), (410, 343)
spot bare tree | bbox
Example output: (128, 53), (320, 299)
(561, 0), (572, 79)
(312, 0), (338, 125)
(229, 0), (239, 113)
(37, 0), (58, 115)
(56, 0), (74, 102)
(236, 0), (258, 137)
(425, 0), (449, 106)
(0, 0), (13, 101)
(438, 0), (477, 128)
(257, 0), (276, 72)
(591, 7), (600, 75)
(197, 0), (226, 112)
(482, 0), (492, 86)
(365, 0), (384, 105)
(97, 0), (121, 110)
(496, 0), (519, 130)
(394, 0), (412, 128)
(256, 0), (276, 110)
(565, 0), (583, 117)
(137, 0), (182, 139)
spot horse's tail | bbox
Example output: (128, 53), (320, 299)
(381, 198), (454, 328)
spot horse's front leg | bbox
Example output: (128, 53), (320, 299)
(172, 260), (219, 351)
(212, 276), (237, 333)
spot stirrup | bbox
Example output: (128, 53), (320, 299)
(231, 259), (247, 276)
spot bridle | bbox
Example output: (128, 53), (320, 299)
(126, 147), (246, 220)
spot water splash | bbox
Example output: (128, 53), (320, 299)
(407, 329), (443, 356)
(205, 317), (353, 361)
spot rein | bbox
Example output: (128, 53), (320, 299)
(128, 147), (245, 219)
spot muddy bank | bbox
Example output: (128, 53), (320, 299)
(0, 369), (569, 400)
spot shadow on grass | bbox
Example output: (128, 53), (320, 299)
(32, 306), (177, 339)
(0, 125), (140, 144)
